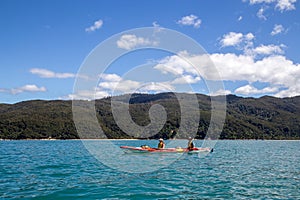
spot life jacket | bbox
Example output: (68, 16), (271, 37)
(158, 141), (165, 148)
(188, 141), (194, 149)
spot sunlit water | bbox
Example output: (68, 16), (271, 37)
(0, 140), (299, 199)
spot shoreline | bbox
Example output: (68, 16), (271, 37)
(1, 138), (300, 141)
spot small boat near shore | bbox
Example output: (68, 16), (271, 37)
(120, 146), (213, 154)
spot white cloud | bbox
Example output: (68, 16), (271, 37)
(257, 7), (267, 20)
(98, 71), (199, 96)
(101, 79), (141, 93)
(10, 84), (46, 95)
(177, 14), (202, 28)
(211, 53), (300, 97)
(220, 32), (254, 49)
(152, 21), (160, 27)
(219, 32), (286, 57)
(220, 32), (244, 47)
(274, 83), (300, 97)
(275, 0), (297, 11)
(235, 84), (279, 95)
(171, 75), (201, 84)
(67, 82), (174, 100)
(210, 54), (281, 81)
(67, 46), (300, 98)
(152, 21), (164, 33)
(154, 51), (215, 82)
(138, 82), (175, 93)
(66, 49), (300, 98)
(245, 33), (255, 41)
(99, 73), (122, 82)
(271, 24), (285, 35)
(85, 19), (103, 32)
(30, 68), (75, 78)
(252, 44), (285, 55)
(248, 0), (297, 11)
(116, 34), (158, 50)
(98, 73), (142, 93)
(250, 0), (274, 3)
(210, 89), (232, 96)
(153, 50), (300, 97)
(67, 90), (110, 100)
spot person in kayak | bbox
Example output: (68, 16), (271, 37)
(187, 137), (194, 150)
(158, 138), (165, 149)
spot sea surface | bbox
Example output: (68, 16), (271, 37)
(0, 140), (299, 199)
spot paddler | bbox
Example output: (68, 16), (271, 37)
(187, 137), (194, 150)
(157, 138), (165, 149)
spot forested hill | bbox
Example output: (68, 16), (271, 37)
(0, 93), (300, 140)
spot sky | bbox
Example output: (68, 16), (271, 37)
(0, 0), (300, 103)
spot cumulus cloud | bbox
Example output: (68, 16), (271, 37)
(248, 0), (297, 12)
(171, 75), (201, 84)
(152, 21), (164, 33)
(220, 32), (244, 47)
(138, 82), (175, 93)
(245, 33), (255, 40)
(0, 84), (46, 95)
(210, 89), (232, 96)
(274, 84), (300, 97)
(249, 0), (274, 4)
(98, 73), (141, 93)
(220, 32), (254, 50)
(212, 53), (300, 97)
(210, 53), (297, 81)
(66, 90), (110, 100)
(152, 21), (160, 27)
(177, 14), (202, 28)
(154, 51), (199, 76)
(12, 84), (46, 94)
(100, 79), (141, 93)
(275, 0), (297, 11)
(97, 70), (200, 97)
(99, 73), (122, 82)
(271, 24), (285, 35)
(152, 50), (300, 97)
(220, 32), (285, 57)
(66, 49), (300, 98)
(85, 19), (103, 32)
(235, 84), (279, 95)
(66, 74), (124, 100)
(251, 44), (285, 55)
(0, 84), (47, 95)
(116, 34), (158, 50)
(66, 82), (174, 100)
(257, 7), (267, 20)
(30, 68), (76, 78)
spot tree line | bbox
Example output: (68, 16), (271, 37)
(0, 93), (299, 140)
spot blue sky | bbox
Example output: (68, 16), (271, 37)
(0, 0), (300, 103)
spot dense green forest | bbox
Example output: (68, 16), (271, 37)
(0, 93), (299, 140)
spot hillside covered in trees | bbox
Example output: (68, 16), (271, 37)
(0, 93), (299, 140)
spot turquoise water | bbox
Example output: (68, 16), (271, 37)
(0, 140), (299, 199)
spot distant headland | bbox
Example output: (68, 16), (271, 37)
(0, 92), (299, 140)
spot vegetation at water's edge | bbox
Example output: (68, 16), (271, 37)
(0, 93), (299, 140)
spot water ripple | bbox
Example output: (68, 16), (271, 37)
(0, 140), (299, 199)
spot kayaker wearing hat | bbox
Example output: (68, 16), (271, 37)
(158, 138), (165, 149)
(187, 137), (194, 150)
